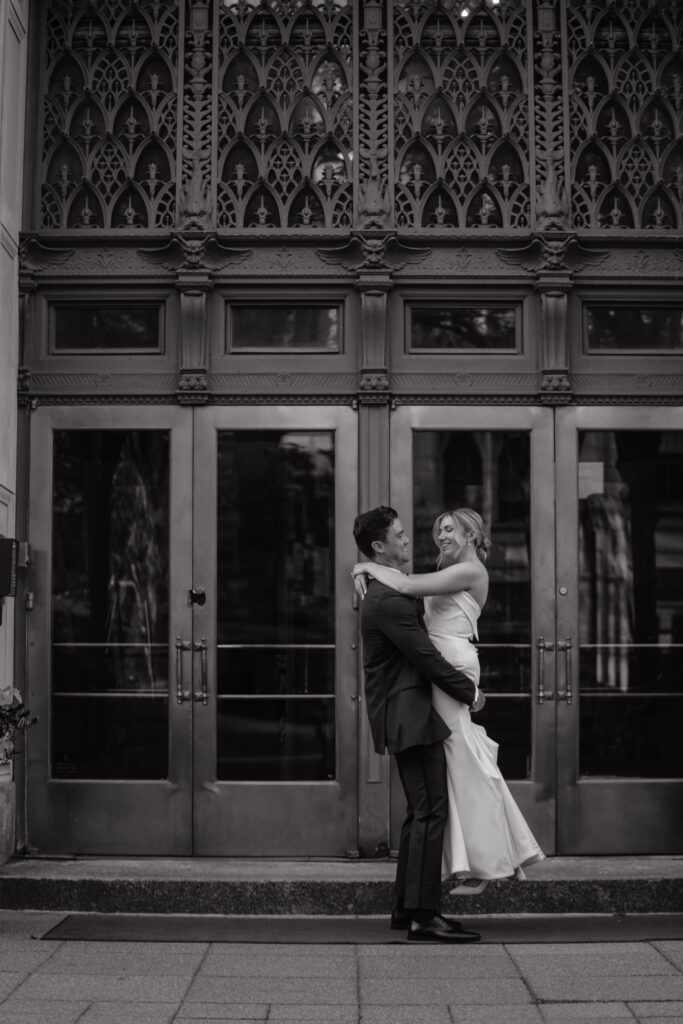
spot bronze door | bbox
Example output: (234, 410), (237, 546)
(390, 406), (557, 853)
(26, 405), (359, 856)
(27, 406), (194, 854)
(191, 407), (359, 855)
(391, 405), (683, 855)
(555, 407), (683, 853)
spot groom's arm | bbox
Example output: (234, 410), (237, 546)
(378, 590), (479, 709)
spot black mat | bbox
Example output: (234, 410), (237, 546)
(42, 913), (683, 944)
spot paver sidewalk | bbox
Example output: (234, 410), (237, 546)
(0, 911), (682, 1024)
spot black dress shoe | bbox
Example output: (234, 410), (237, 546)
(407, 913), (481, 943)
(390, 908), (411, 930)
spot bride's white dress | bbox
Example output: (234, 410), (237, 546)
(425, 589), (545, 881)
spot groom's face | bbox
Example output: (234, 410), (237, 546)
(373, 517), (411, 569)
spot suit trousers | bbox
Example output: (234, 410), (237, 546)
(393, 739), (448, 914)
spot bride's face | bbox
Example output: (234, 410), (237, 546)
(437, 515), (466, 562)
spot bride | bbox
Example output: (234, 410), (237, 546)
(353, 507), (544, 893)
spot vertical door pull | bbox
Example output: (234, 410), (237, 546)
(175, 636), (192, 704)
(536, 637), (554, 704)
(557, 637), (573, 704)
(193, 637), (209, 704)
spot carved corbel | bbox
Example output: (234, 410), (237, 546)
(138, 231), (250, 273)
(358, 369), (390, 405)
(17, 366), (31, 408)
(498, 233), (607, 405)
(18, 236), (74, 275)
(139, 232), (251, 404)
(317, 232), (429, 273)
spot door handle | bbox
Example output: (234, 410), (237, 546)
(536, 637), (555, 704)
(557, 637), (573, 704)
(193, 637), (208, 704)
(175, 636), (192, 704)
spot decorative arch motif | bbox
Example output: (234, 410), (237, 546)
(391, 0), (530, 230)
(217, 0), (353, 230)
(35, 0), (683, 237)
(568, 0), (683, 230)
(39, 0), (178, 229)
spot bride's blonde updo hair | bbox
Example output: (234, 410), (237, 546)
(432, 508), (492, 566)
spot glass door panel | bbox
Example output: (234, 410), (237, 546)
(51, 430), (170, 781)
(556, 409), (683, 852)
(413, 430), (533, 780)
(192, 408), (358, 855)
(216, 430), (336, 783)
(27, 407), (193, 854)
(391, 407), (556, 854)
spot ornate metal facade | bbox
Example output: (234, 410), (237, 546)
(40, 0), (179, 229)
(19, 0), (683, 412)
(34, 0), (683, 235)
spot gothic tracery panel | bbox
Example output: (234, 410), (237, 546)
(217, 0), (354, 229)
(40, 0), (179, 229)
(391, 0), (530, 230)
(568, 0), (683, 231)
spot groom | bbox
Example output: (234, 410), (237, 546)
(353, 506), (486, 943)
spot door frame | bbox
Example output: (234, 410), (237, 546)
(191, 405), (360, 855)
(555, 405), (683, 853)
(389, 405), (557, 854)
(26, 405), (194, 854)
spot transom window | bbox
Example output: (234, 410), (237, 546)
(227, 304), (341, 352)
(51, 304), (162, 354)
(408, 305), (519, 352)
(586, 306), (683, 352)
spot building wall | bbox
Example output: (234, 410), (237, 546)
(8, 1), (683, 859)
(0, 0), (28, 861)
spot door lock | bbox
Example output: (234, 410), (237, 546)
(188, 587), (206, 606)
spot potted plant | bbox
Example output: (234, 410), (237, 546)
(0, 689), (37, 765)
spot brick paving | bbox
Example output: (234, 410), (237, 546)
(0, 912), (682, 1024)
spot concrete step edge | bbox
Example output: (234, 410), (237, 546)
(0, 875), (680, 915)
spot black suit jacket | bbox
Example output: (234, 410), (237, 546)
(359, 578), (477, 755)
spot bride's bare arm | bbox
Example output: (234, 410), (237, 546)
(352, 560), (484, 597)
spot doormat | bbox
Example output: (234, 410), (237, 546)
(42, 913), (683, 944)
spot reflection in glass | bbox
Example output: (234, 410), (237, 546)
(229, 306), (340, 350)
(413, 431), (531, 778)
(217, 698), (335, 781)
(216, 431), (336, 780)
(53, 305), (161, 351)
(586, 306), (683, 350)
(217, 647), (334, 696)
(578, 430), (683, 777)
(51, 430), (170, 779)
(410, 306), (517, 350)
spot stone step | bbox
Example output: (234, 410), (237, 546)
(0, 856), (681, 915)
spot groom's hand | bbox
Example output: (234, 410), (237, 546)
(470, 688), (486, 713)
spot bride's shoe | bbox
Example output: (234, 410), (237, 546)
(449, 878), (489, 896)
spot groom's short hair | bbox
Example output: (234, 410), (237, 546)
(353, 506), (398, 560)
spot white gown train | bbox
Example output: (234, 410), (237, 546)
(426, 590), (545, 881)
